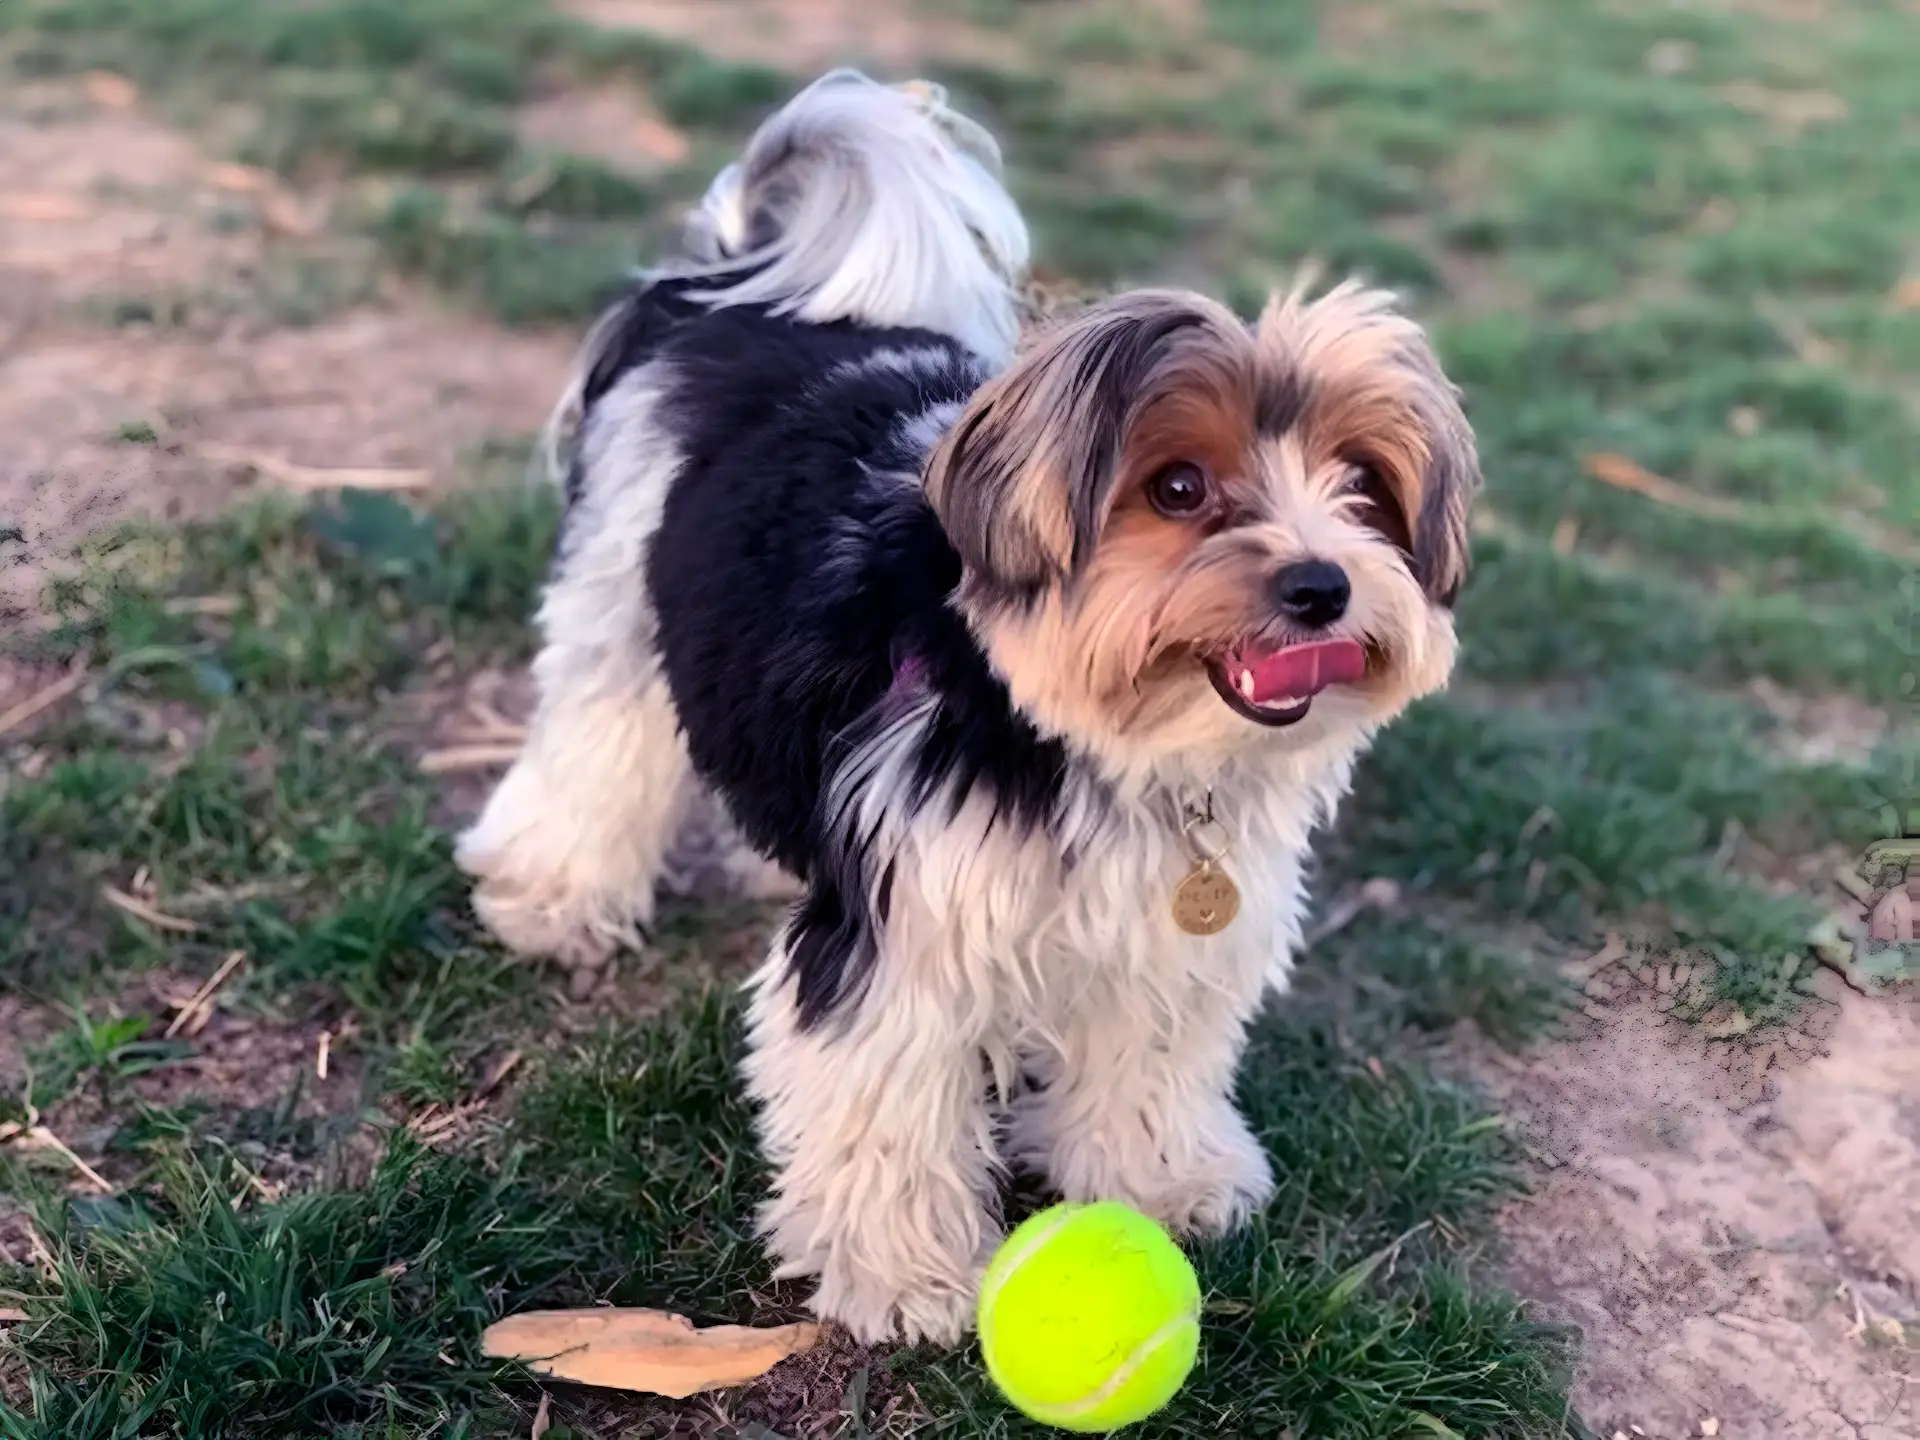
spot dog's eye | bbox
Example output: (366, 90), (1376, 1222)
(1147, 462), (1209, 518)
(1339, 463), (1377, 496)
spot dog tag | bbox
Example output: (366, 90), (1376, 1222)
(1172, 860), (1240, 936)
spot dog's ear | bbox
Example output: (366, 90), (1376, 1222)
(1407, 346), (1478, 608)
(924, 292), (1242, 598)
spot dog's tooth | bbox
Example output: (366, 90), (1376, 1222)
(1238, 667), (1256, 699)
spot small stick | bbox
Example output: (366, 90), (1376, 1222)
(1584, 451), (1918, 560)
(200, 442), (431, 492)
(0, 659), (87, 740)
(164, 949), (246, 1038)
(475, 1050), (523, 1100)
(315, 1030), (331, 1080)
(6, 1125), (113, 1193)
(1583, 452), (1743, 519)
(162, 595), (241, 617)
(463, 692), (527, 741)
(101, 886), (198, 934)
(419, 742), (522, 774)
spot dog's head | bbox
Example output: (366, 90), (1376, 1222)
(924, 282), (1478, 773)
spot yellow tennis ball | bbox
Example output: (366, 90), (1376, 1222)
(977, 1201), (1201, 1433)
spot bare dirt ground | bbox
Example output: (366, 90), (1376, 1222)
(0, 77), (573, 628)
(1480, 954), (1919, 1439)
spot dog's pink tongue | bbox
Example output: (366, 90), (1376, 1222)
(1238, 639), (1367, 703)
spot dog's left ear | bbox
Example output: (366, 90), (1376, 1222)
(1406, 343), (1479, 609)
(925, 291), (1243, 599)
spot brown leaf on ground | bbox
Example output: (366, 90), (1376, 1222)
(203, 162), (275, 193)
(482, 1308), (822, 1397)
(0, 193), (94, 222)
(1582, 452), (1743, 519)
(82, 71), (139, 109)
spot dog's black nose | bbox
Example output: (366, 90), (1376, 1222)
(1271, 560), (1351, 628)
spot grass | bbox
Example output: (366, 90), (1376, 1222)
(4, 0), (1915, 1434)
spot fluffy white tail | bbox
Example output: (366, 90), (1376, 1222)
(675, 69), (1029, 364)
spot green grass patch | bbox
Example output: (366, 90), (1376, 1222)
(4, 993), (1581, 1438)
(0, 1140), (575, 1439)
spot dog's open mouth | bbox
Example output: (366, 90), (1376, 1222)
(1205, 638), (1367, 727)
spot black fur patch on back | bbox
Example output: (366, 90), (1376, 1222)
(584, 279), (1074, 1027)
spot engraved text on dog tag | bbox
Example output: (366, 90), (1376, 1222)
(1172, 860), (1240, 936)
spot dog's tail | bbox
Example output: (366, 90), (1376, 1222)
(678, 69), (1028, 362)
(542, 71), (1026, 485)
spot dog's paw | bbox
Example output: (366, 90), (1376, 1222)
(799, 1241), (988, 1346)
(465, 871), (642, 973)
(1160, 1119), (1275, 1237)
(1041, 1103), (1273, 1239)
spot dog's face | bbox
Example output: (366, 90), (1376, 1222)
(925, 283), (1478, 773)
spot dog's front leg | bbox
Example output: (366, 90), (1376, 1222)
(1008, 960), (1275, 1238)
(743, 929), (1002, 1345)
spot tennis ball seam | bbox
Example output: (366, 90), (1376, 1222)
(977, 1204), (1079, 1354)
(1010, 1306), (1200, 1427)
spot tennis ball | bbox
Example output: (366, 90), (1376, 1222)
(977, 1201), (1200, 1433)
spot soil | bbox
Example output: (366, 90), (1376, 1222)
(0, 77), (573, 629)
(1479, 959), (1919, 1439)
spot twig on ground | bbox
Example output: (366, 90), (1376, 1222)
(163, 950), (246, 1038)
(162, 594), (242, 617)
(101, 885), (198, 934)
(1583, 453), (1744, 519)
(409, 1052), (525, 1143)
(463, 691), (527, 741)
(475, 1050), (524, 1100)
(1562, 933), (1629, 983)
(1584, 451), (1917, 560)
(0, 659), (87, 740)
(419, 742), (522, 774)
(316, 1030), (331, 1080)
(1, 1123), (113, 1193)
(1303, 877), (1401, 947)
(200, 442), (431, 492)
(530, 1391), (552, 1440)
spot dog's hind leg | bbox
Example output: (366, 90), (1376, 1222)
(457, 372), (694, 975)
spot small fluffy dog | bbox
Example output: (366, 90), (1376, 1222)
(460, 71), (1480, 1343)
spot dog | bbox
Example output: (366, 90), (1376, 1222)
(459, 70), (1480, 1344)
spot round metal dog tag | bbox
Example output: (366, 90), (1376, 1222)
(1172, 862), (1240, 936)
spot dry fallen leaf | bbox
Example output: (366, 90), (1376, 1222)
(482, 1308), (820, 1398)
(83, 71), (139, 109)
(205, 162), (274, 193)
(632, 116), (691, 165)
(0, 194), (93, 223)
(0, 1307), (27, 1324)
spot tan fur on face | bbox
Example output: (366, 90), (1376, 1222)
(928, 279), (1480, 779)
(1258, 280), (1477, 605)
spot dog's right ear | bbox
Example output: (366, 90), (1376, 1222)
(923, 292), (1244, 601)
